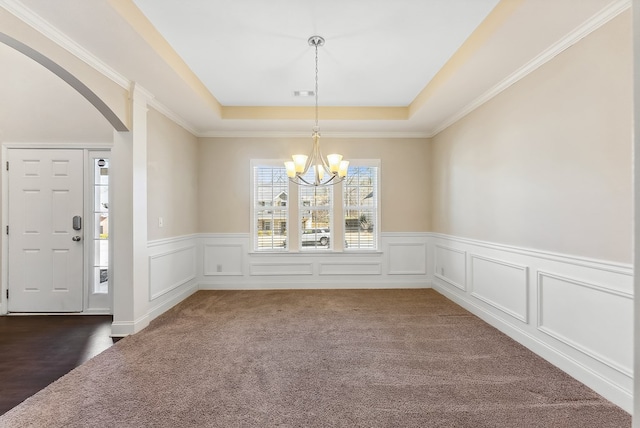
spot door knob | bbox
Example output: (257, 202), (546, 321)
(72, 236), (81, 242)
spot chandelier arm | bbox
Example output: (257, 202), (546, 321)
(291, 175), (313, 186)
(312, 133), (332, 173)
(289, 174), (345, 187)
(319, 154), (331, 172)
(295, 174), (311, 185)
(303, 152), (313, 174)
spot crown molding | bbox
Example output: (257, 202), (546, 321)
(148, 98), (200, 136)
(130, 82), (155, 103)
(198, 131), (432, 139)
(432, 0), (631, 137)
(0, 0), (130, 89)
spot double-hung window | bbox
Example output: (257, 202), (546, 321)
(252, 163), (288, 251)
(344, 163), (379, 250)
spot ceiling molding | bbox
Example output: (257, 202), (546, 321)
(431, 0), (631, 137)
(198, 131), (431, 139)
(130, 82), (155, 103)
(221, 106), (409, 121)
(148, 98), (200, 136)
(2, 141), (113, 149)
(0, 0), (130, 89)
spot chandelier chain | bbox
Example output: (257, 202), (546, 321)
(314, 41), (319, 129)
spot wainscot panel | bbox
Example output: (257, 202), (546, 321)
(250, 262), (313, 276)
(429, 233), (633, 413)
(203, 242), (245, 276)
(434, 244), (466, 290)
(319, 261), (382, 276)
(146, 235), (200, 325)
(537, 271), (632, 377)
(388, 243), (427, 275)
(149, 245), (196, 300)
(470, 254), (528, 323)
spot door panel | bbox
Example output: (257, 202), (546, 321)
(8, 149), (84, 312)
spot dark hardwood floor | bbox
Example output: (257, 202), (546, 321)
(0, 315), (115, 415)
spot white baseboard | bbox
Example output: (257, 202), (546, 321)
(147, 281), (199, 321)
(110, 314), (149, 337)
(198, 280), (431, 290)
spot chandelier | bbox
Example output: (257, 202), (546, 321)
(285, 35), (348, 186)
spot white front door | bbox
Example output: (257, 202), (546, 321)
(8, 149), (84, 312)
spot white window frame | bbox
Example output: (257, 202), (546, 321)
(343, 160), (380, 251)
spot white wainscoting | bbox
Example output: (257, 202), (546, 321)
(146, 235), (199, 321)
(429, 233), (633, 413)
(198, 232), (430, 289)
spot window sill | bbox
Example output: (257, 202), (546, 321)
(250, 250), (383, 256)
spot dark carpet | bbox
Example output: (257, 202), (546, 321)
(0, 289), (630, 427)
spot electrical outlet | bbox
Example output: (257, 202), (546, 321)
(158, 217), (164, 228)
(216, 264), (222, 272)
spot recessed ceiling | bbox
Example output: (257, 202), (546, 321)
(132, 0), (500, 107)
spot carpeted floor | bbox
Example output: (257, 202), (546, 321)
(0, 289), (631, 427)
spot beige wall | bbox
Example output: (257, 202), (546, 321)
(198, 137), (431, 233)
(147, 108), (199, 240)
(431, 11), (632, 263)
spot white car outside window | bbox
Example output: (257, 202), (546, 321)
(301, 228), (330, 246)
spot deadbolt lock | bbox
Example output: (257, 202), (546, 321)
(72, 236), (81, 242)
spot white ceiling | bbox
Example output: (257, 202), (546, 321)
(0, 0), (627, 141)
